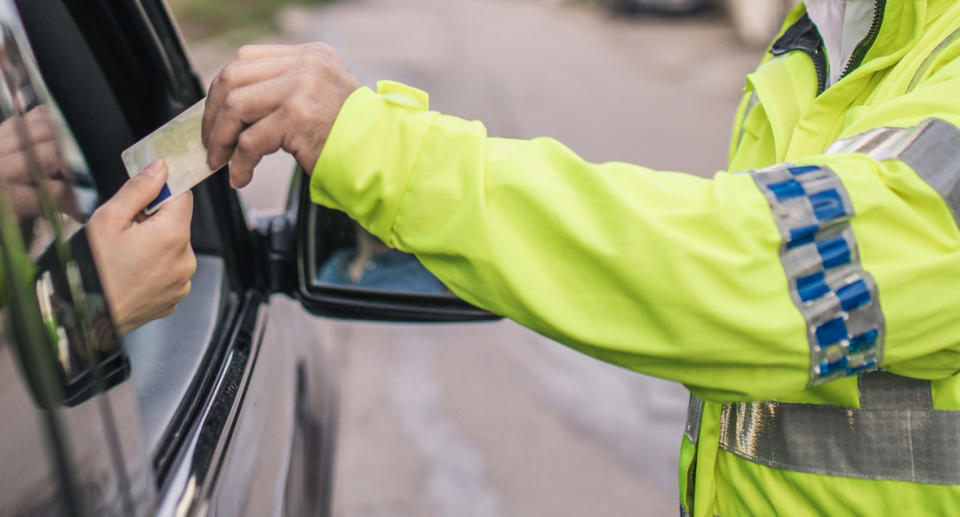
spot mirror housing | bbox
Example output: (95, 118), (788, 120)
(285, 169), (498, 322)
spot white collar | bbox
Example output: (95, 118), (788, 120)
(805, 0), (877, 85)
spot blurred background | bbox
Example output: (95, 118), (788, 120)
(167, 0), (794, 515)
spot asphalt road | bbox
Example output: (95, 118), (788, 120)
(187, 1), (760, 515)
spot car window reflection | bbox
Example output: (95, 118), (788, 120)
(0, 17), (124, 407)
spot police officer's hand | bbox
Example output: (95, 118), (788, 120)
(87, 160), (197, 335)
(202, 43), (362, 189)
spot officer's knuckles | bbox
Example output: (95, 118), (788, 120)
(291, 69), (320, 93)
(302, 41), (334, 54)
(302, 51), (334, 71)
(236, 131), (259, 154)
(218, 65), (243, 90)
(233, 44), (262, 62)
(223, 90), (244, 116)
(281, 96), (314, 125)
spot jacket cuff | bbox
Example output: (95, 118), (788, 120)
(310, 81), (439, 246)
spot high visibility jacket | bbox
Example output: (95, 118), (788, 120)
(311, 0), (960, 514)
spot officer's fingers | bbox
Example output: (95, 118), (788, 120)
(96, 160), (168, 226)
(228, 111), (285, 189)
(232, 44), (298, 62)
(203, 55), (300, 146)
(299, 41), (337, 55)
(206, 77), (289, 170)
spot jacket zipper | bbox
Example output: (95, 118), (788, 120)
(769, 13), (829, 94)
(839, 0), (886, 79)
(805, 46), (828, 95)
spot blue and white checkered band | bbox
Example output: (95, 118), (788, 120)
(750, 164), (884, 387)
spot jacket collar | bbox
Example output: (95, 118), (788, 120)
(773, 0), (927, 89)
(805, 0), (878, 85)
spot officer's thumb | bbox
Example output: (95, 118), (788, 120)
(109, 160), (168, 221)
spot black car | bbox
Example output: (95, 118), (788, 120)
(604, 0), (711, 14)
(0, 1), (493, 515)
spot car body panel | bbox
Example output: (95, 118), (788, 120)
(124, 255), (228, 456)
(0, 0), (337, 515)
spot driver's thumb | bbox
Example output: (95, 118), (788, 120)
(109, 160), (168, 220)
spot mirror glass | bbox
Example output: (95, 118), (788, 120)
(307, 203), (454, 296)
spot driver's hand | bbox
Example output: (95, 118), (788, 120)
(202, 43), (362, 189)
(0, 106), (80, 223)
(87, 160), (196, 335)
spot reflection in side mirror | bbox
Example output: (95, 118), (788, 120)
(292, 170), (498, 322)
(314, 221), (449, 295)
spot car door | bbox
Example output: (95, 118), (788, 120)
(10, 1), (335, 515)
(2, 0), (495, 515)
(0, 2), (154, 514)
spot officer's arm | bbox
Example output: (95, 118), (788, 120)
(311, 66), (960, 402)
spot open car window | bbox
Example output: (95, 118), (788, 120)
(10, 0), (240, 477)
(0, 0), (153, 512)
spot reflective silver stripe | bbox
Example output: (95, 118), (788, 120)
(682, 395), (704, 517)
(858, 370), (932, 410)
(750, 164), (884, 387)
(907, 28), (960, 93)
(734, 91), (759, 152)
(684, 394), (704, 444)
(827, 118), (960, 228)
(719, 372), (960, 484)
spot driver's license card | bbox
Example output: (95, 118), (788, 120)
(121, 99), (223, 215)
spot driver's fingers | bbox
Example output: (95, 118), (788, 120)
(151, 190), (194, 231)
(0, 112), (57, 155)
(3, 139), (63, 184)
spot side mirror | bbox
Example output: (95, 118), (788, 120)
(290, 169), (499, 322)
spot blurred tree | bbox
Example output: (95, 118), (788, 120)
(168, 0), (333, 39)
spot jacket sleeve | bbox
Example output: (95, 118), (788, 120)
(310, 71), (960, 402)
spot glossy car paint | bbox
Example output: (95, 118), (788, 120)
(0, 0), (338, 515)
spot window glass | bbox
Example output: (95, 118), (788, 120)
(0, 1), (153, 513)
(10, 0), (232, 460)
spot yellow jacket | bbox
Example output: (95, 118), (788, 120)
(312, 0), (960, 513)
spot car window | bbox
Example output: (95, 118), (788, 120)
(0, 1), (153, 512)
(11, 0), (237, 464)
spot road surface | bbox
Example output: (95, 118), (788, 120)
(186, 1), (760, 515)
